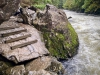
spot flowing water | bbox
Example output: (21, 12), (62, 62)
(63, 10), (100, 75)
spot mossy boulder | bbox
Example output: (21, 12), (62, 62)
(42, 22), (78, 59)
(33, 4), (79, 59)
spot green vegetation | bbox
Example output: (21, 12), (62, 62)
(63, 0), (84, 12)
(31, 0), (100, 14)
(42, 22), (78, 59)
(32, 0), (52, 10)
(82, 0), (100, 14)
(32, 0), (66, 9)
(67, 22), (79, 55)
(63, 0), (100, 14)
(29, 0), (80, 60)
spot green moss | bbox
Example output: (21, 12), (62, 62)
(43, 32), (66, 59)
(42, 22), (79, 59)
(34, 4), (46, 10)
(66, 22), (79, 56)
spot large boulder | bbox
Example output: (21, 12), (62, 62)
(0, 20), (64, 75)
(0, 21), (49, 63)
(33, 4), (79, 59)
(0, 0), (20, 24)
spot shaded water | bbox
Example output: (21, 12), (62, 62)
(63, 10), (100, 75)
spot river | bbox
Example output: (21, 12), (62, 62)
(63, 10), (100, 75)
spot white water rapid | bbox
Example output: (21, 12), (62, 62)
(63, 10), (100, 75)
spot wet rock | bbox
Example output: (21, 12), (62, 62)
(0, 0), (20, 24)
(32, 4), (79, 59)
(5, 65), (26, 75)
(25, 56), (64, 74)
(68, 16), (72, 19)
(27, 70), (57, 75)
(46, 57), (64, 73)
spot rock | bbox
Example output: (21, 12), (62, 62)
(19, 7), (37, 24)
(27, 70), (57, 75)
(46, 57), (64, 74)
(15, 5), (38, 25)
(33, 4), (68, 29)
(25, 56), (51, 71)
(25, 56), (64, 74)
(0, 55), (15, 75)
(28, 6), (37, 12)
(0, 0), (6, 8)
(0, 21), (49, 63)
(0, 61), (9, 75)
(0, 0), (20, 24)
(5, 65), (26, 75)
(32, 4), (79, 59)
(20, 0), (32, 7)
(68, 16), (72, 19)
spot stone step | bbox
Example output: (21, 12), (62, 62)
(0, 28), (27, 37)
(0, 26), (20, 31)
(10, 40), (37, 50)
(4, 33), (31, 43)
